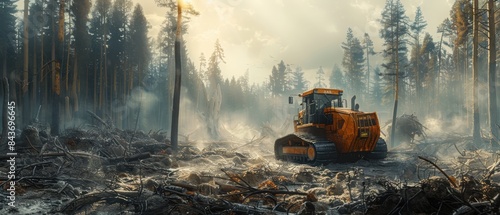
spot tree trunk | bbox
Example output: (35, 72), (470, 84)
(437, 29), (444, 103)
(488, 0), (499, 146)
(415, 35), (420, 115)
(1, 78), (9, 153)
(22, 0), (30, 125)
(51, 23), (60, 136)
(472, 0), (481, 144)
(65, 96), (70, 124)
(390, 1), (399, 148)
(171, 0), (183, 152)
(99, 39), (104, 113)
(93, 64), (97, 113)
(32, 33), (38, 117)
(41, 10), (47, 123)
(65, 18), (71, 96)
(72, 55), (79, 113)
(366, 45), (370, 98)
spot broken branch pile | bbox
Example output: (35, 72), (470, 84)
(1, 118), (500, 214)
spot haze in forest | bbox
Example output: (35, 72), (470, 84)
(1, 0), (498, 147)
(10, 0), (452, 84)
(130, 0), (454, 84)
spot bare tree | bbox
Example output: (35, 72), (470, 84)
(156, 0), (198, 151)
(472, 0), (480, 144)
(488, 0), (498, 146)
(22, 0), (30, 124)
(171, 0), (183, 151)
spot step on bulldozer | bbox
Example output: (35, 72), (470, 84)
(275, 88), (387, 165)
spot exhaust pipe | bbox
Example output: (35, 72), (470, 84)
(351, 95), (356, 111)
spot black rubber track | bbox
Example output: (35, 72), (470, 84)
(275, 134), (338, 165)
(366, 138), (388, 159)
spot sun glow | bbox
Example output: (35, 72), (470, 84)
(180, 0), (192, 8)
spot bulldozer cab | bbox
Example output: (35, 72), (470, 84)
(299, 88), (343, 124)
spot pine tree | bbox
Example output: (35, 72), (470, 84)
(363, 33), (375, 94)
(420, 33), (437, 113)
(268, 60), (289, 96)
(238, 70), (250, 93)
(129, 3), (150, 84)
(410, 6), (427, 107)
(292, 66), (307, 93)
(285, 63), (293, 92)
(379, 0), (409, 101)
(451, 0), (472, 47)
(329, 64), (345, 89)
(314, 66), (326, 88)
(71, 0), (91, 113)
(206, 39), (225, 89)
(109, 0), (132, 85)
(371, 67), (383, 102)
(342, 28), (365, 96)
(0, 0), (17, 77)
(269, 65), (279, 96)
(277, 60), (287, 93)
(436, 18), (453, 100)
(379, 0), (409, 146)
(198, 52), (206, 83)
(89, 0), (112, 112)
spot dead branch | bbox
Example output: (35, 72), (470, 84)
(240, 189), (308, 199)
(25, 137), (40, 154)
(170, 181), (197, 191)
(484, 160), (500, 181)
(221, 169), (256, 191)
(418, 156), (458, 188)
(454, 143), (466, 156)
(108, 152), (151, 164)
(86, 110), (110, 129)
(0, 152), (106, 160)
(493, 194), (500, 212)
(18, 161), (52, 172)
(155, 185), (279, 214)
(233, 135), (266, 150)
(60, 191), (133, 214)
(215, 181), (246, 193)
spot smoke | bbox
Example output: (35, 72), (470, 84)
(219, 111), (262, 141)
(116, 87), (159, 131)
(424, 116), (470, 137)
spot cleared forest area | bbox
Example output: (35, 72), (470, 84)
(0, 0), (499, 214)
(0, 116), (499, 214)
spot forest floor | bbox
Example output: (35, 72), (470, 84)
(1, 117), (500, 214)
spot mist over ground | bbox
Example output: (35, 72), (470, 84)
(1, 0), (500, 214)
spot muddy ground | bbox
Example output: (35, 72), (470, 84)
(1, 120), (500, 214)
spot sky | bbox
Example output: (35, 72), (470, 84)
(17, 0), (454, 85)
(146, 0), (453, 85)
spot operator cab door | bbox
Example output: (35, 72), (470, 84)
(302, 96), (316, 124)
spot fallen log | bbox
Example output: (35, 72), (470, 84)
(155, 185), (283, 214)
(108, 152), (151, 164)
(60, 191), (135, 214)
(0, 152), (106, 160)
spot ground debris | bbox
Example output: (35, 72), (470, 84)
(387, 114), (427, 144)
(365, 175), (500, 215)
(2, 122), (500, 214)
